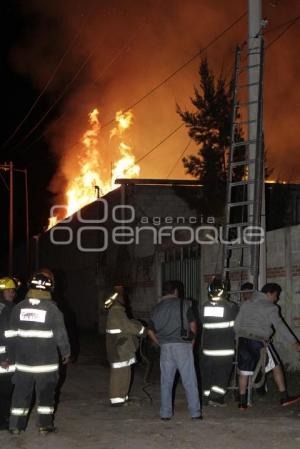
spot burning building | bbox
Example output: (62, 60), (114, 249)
(38, 178), (203, 329)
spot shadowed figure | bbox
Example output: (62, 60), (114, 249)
(51, 270), (80, 409)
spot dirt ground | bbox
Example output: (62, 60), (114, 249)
(1, 333), (300, 449)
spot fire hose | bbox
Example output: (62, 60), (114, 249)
(139, 335), (155, 403)
(252, 344), (267, 388)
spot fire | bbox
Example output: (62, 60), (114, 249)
(47, 108), (140, 229)
(66, 108), (104, 217)
(112, 142), (140, 180)
(265, 179), (287, 184)
(48, 216), (58, 229)
(110, 111), (140, 184)
(110, 110), (133, 138)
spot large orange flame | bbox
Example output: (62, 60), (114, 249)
(110, 110), (140, 185)
(47, 108), (140, 229)
(110, 110), (133, 139)
(66, 108), (104, 217)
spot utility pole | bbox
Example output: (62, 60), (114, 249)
(15, 168), (30, 274)
(248, 0), (266, 288)
(0, 163), (29, 275)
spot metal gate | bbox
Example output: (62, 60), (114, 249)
(161, 245), (201, 302)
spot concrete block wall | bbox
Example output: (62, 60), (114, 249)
(266, 225), (300, 370)
(126, 185), (200, 321)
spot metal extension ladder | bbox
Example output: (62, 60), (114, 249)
(222, 42), (265, 302)
(224, 43), (265, 405)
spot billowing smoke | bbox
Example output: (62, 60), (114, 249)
(10, 0), (300, 201)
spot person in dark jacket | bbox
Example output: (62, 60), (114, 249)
(6, 272), (70, 435)
(105, 285), (145, 406)
(201, 279), (238, 406)
(0, 277), (17, 430)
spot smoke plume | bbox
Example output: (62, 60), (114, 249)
(10, 0), (300, 201)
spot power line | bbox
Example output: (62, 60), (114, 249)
(265, 14), (300, 49)
(131, 123), (184, 168)
(16, 36), (138, 155)
(93, 33), (138, 85)
(166, 140), (192, 179)
(264, 14), (300, 35)
(9, 11), (247, 155)
(7, 9), (299, 171)
(9, 49), (96, 152)
(1, 10), (92, 150)
(0, 172), (9, 190)
(57, 11), (248, 165)
(5, 10), (249, 187)
(223, 11), (300, 89)
(112, 10), (300, 174)
(9, 33), (139, 155)
(163, 14), (300, 178)
(101, 11), (247, 130)
(176, 14), (300, 180)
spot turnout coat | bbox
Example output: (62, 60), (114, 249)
(106, 301), (145, 368)
(6, 290), (70, 374)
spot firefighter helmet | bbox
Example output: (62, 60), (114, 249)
(208, 279), (226, 302)
(0, 277), (17, 290)
(12, 277), (21, 289)
(28, 273), (54, 292)
(38, 268), (54, 282)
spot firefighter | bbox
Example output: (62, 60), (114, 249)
(6, 272), (70, 435)
(201, 279), (238, 406)
(105, 285), (145, 406)
(0, 277), (17, 430)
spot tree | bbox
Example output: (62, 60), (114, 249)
(177, 58), (243, 217)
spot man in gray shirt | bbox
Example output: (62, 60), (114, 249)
(148, 280), (201, 420)
(234, 283), (300, 409)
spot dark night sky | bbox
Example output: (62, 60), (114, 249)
(0, 0), (299, 260)
(1, 2), (57, 256)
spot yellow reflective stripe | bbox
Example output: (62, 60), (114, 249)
(18, 329), (53, 338)
(139, 326), (145, 335)
(0, 346), (6, 354)
(211, 385), (226, 395)
(37, 406), (54, 414)
(203, 349), (234, 356)
(28, 299), (41, 305)
(11, 408), (29, 416)
(5, 329), (53, 338)
(16, 363), (59, 373)
(4, 330), (18, 338)
(110, 397), (126, 404)
(111, 357), (136, 368)
(106, 329), (122, 334)
(203, 390), (210, 396)
(203, 321), (235, 329)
